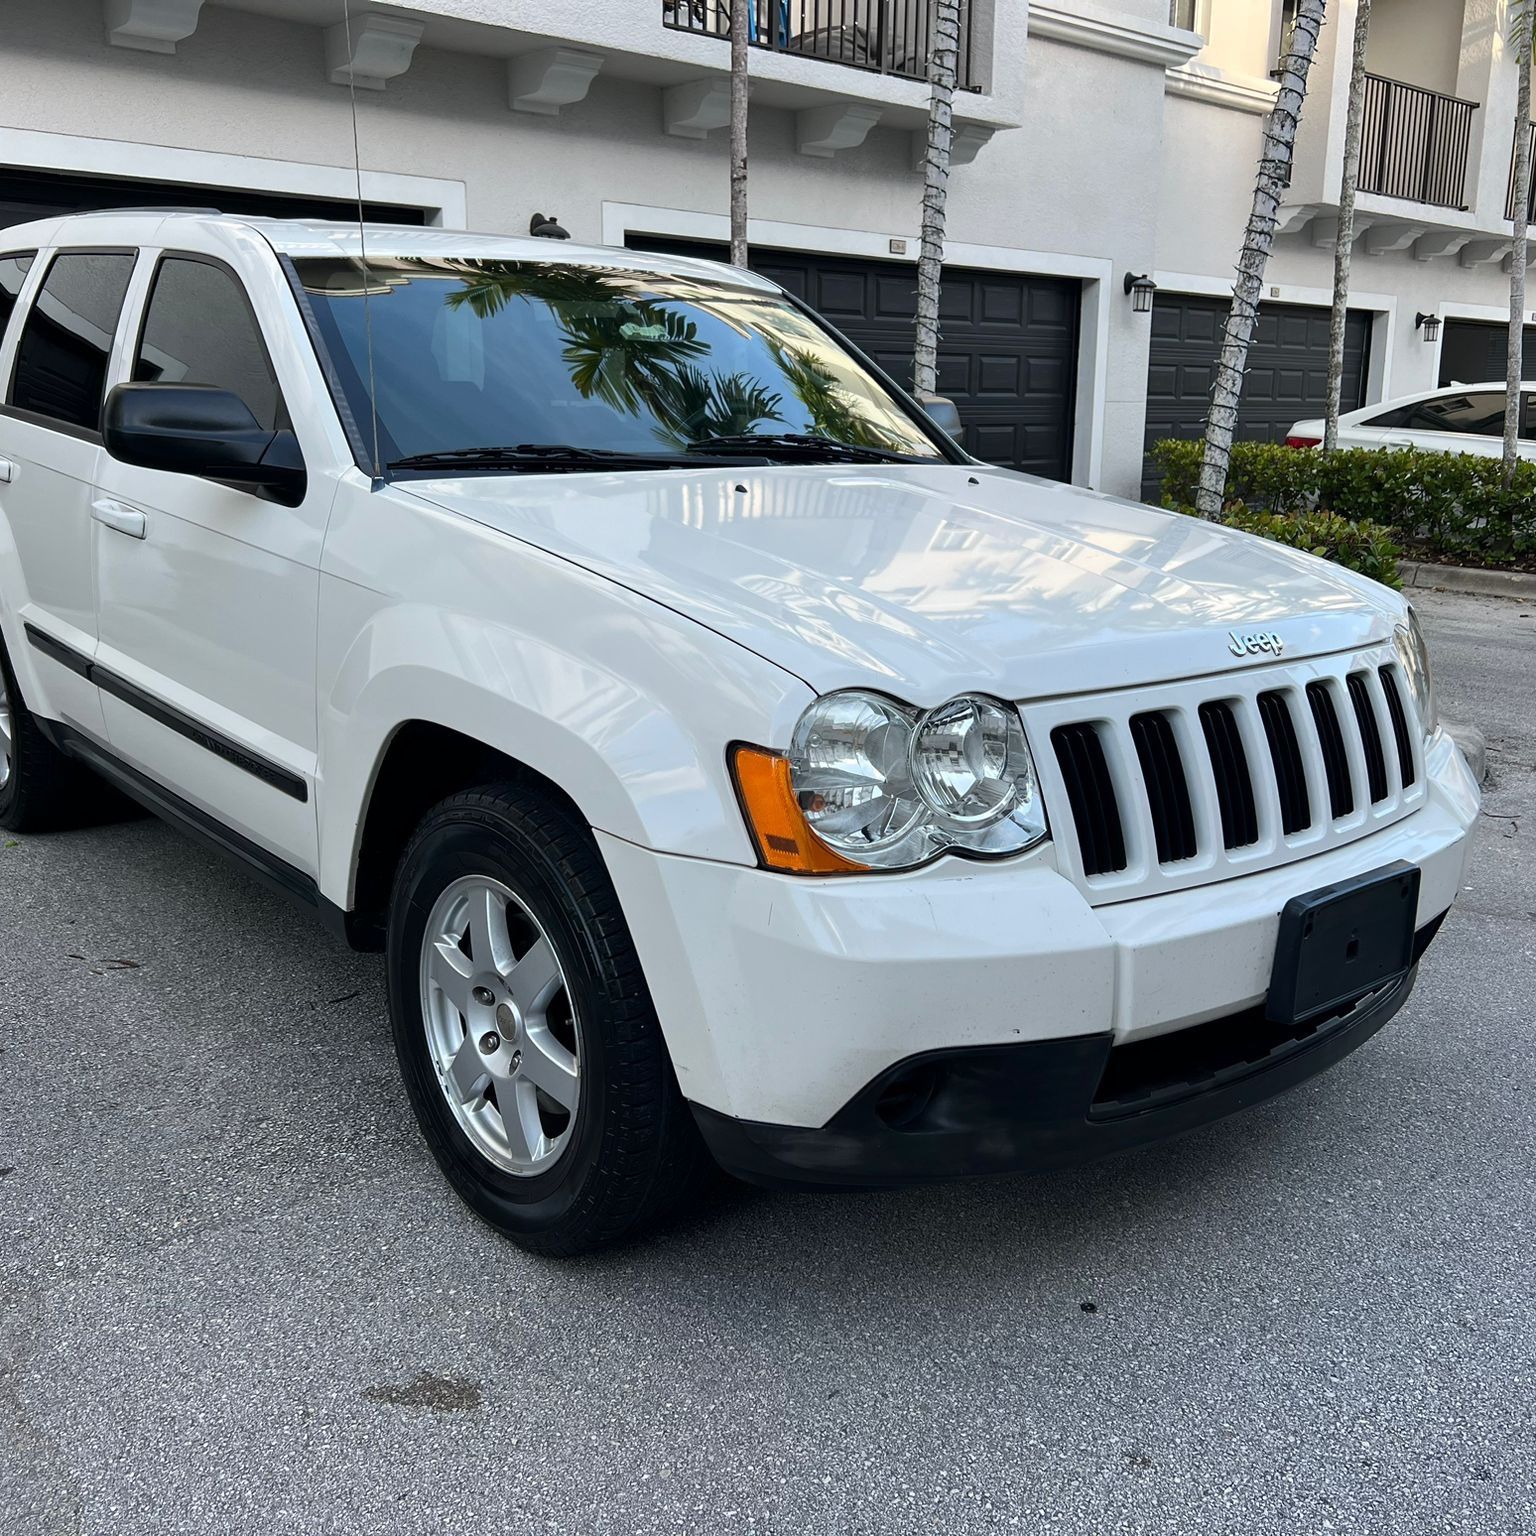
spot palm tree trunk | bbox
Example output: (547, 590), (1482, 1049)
(729, 0), (749, 268)
(1196, 0), (1328, 517)
(914, 0), (961, 398)
(1504, 3), (1533, 495)
(1325, 0), (1371, 453)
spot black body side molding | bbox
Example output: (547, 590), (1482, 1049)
(25, 622), (308, 802)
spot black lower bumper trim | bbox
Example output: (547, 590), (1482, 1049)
(693, 934), (1437, 1191)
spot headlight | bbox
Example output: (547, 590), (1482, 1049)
(1394, 608), (1438, 738)
(752, 688), (1049, 872)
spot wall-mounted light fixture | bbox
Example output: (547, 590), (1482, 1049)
(529, 212), (571, 239)
(1415, 311), (1441, 342)
(1124, 272), (1158, 314)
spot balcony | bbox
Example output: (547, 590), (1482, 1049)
(661, 0), (975, 89)
(1508, 124), (1535, 224)
(1358, 73), (1478, 211)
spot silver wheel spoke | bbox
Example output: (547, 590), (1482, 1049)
(467, 885), (515, 976)
(427, 938), (475, 1019)
(507, 936), (561, 1017)
(418, 873), (581, 1178)
(445, 1035), (492, 1106)
(0, 673), (11, 789)
(520, 1024), (579, 1110)
(498, 1079), (547, 1164)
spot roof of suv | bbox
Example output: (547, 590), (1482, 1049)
(8, 208), (778, 292)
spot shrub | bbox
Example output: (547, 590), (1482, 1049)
(1149, 438), (1536, 570)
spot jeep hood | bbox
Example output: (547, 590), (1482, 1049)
(401, 463), (1405, 703)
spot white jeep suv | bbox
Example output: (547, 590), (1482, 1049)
(0, 213), (1480, 1254)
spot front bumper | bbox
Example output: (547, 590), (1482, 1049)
(692, 926), (1436, 1189)
(598, 731), (1479, 1178)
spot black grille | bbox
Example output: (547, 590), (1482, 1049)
(1379, 667), (1417, 788)
(1347, 672), (1389, 802)
(1051, 723), (1127, 876)
(1257, 690), (1311, 834)
(1306, 681), (1355, 820)
(1198, 701), (1258, 850)
(1129, 711), (1197, 864)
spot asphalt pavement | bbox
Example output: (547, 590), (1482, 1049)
(1, 585), (1532, 1535)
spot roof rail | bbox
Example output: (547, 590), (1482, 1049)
(71, 206), (224, 217)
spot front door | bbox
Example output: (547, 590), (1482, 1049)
(92, 248), (330, 875)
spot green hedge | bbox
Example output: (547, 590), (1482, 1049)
(1150, 438), (1536, 571)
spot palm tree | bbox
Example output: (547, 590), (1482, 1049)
(1196, 0), (1329, 517)
(729, 0), (749, 267)
(913, 0), (961, 397)
(1324, 0), (1371, 452)
(1504, 0), (1534, 490)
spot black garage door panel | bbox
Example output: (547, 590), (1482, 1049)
(0, 166), (426, 232)
(1143, 294), (1370, 500)
(627, 234), (1080, 482)
(1438, 319), (1536, 386)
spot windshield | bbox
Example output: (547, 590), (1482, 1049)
(294, 256), (946, 468)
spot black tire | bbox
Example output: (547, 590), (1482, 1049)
(0, 629), (104, 833)
(386, 781), (712, 1256)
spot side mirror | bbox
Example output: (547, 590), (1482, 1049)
(917, 391), (963, 439)
(103, 384), (307, 507)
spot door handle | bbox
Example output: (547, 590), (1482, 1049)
(0, 457), (14, 484)
(1381, 438), (1415, 450)
(92, 498), (147, 540)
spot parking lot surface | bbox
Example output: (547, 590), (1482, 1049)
(2, 586), (1533, 1535)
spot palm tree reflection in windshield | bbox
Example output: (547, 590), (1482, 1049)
(427, 259), (914, 454)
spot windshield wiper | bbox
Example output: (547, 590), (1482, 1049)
(388, 443), (720, 472)
(686, 431), (920, 464)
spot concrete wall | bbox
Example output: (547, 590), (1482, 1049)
(1367, 0), (1468, 96)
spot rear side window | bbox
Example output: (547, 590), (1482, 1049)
(0, 253), (34, 350)
(133, 256), (282, 432)
(1366, 390), (1507, 437)
(9, 251), (136, 434)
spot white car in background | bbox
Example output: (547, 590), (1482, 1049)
(1288, 382), (1536, 457)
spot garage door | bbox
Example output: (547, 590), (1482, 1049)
(1142, 294), (1371, 500)
(1438, 318), (1536, 387)
(0, 165), (428, 233)
(627, 234), (1081, 482)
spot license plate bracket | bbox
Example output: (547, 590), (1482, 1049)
(1266, 862), (1420, 1026)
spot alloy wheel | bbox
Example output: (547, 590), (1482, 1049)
(0, 664), (13, 793)
(418, 874), (581, 1176)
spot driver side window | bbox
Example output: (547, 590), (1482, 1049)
(133, 256), (284, 432)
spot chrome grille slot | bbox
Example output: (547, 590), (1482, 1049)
(1257, 689), (1311, 835)
(1379, 666), (1417, 788)
(1129, 711), (1197, 864)
(1199, 700), (1259, 850)
(1306, 680), (1354, 820)
(1050, 722), (1127, 877)
(1347, 671), (1390, 803)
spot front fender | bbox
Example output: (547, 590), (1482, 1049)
(314, 510), (813, 909)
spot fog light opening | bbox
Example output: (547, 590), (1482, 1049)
(874, 1063), (943, 1130)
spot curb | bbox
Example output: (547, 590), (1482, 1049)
(1445, 721), (1489, 785)
(1399, 561), (1536, 600)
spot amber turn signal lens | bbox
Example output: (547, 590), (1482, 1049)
(730, 745), (868, 875)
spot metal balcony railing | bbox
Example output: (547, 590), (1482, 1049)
(1507, 123), (1536, 224)
(1358, 73), (1478, 210)
(661, 0), (975, 90)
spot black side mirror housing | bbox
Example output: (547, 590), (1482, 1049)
(916, 391), (963, 439)
(103, 384), (307, 507)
